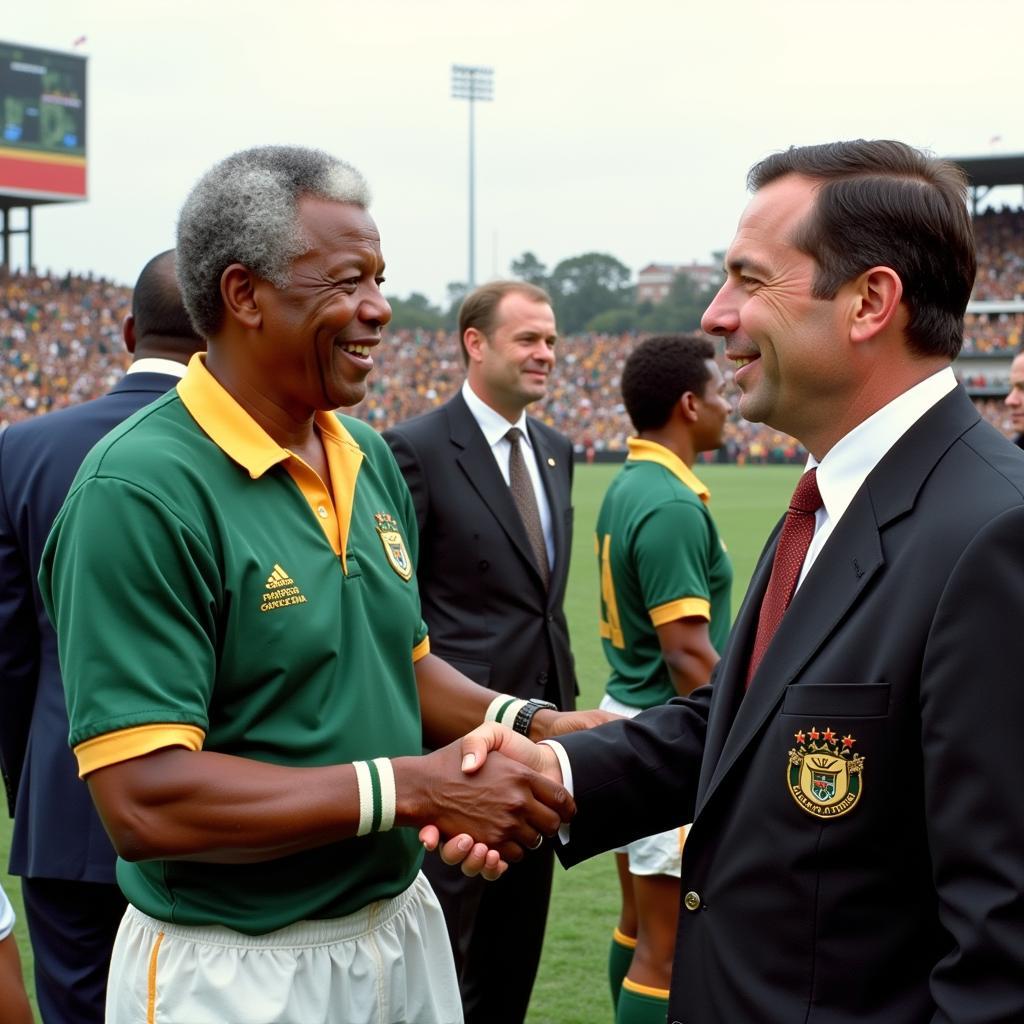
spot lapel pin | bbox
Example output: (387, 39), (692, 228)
(547, 457), (556, 467)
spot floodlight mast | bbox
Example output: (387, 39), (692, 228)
(451, 65), (494, 289)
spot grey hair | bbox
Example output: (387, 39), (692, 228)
(176, 145), (371, 337)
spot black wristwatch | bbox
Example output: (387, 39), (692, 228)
(513, 698), (557, 737)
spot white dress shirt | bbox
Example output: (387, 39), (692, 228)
(461, 379), (556, 570)
(125, 357), (189, 379)
(798, 366), (957, 589)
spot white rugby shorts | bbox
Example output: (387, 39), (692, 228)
(106, 871), (461, 1024)
(601, 692), (692, 878)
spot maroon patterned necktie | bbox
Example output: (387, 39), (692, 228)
(746, 468), (823, 686)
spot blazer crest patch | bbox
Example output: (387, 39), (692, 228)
(374, 512), (412, 581)
(787, 727), (864, 819)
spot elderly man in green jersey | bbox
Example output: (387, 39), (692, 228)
(595, 334), (732, 1024)
(38, 145), (603, 1024)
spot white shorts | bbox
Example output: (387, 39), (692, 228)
(0, 882), (15, 941)
(106, 871), (461, 1024)
(601, 693), (691, 879)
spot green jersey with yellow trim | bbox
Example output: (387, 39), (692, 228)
(597, 438), (732, 709)
(40, 358), (428, 935)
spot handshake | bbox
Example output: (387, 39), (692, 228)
(391, 708), (616, 882)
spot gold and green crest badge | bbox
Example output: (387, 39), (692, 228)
(787, 727), (864, 819)
(374, 512), (412, 581)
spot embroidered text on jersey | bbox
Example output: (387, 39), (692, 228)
(260, 564), (309, 612)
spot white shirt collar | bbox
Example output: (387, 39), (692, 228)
(808, 366), (957, 525)
(125, 357), (189, 379)
(461, 379), (532, 450)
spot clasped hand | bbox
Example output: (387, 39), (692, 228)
(417, 723), (566, 881)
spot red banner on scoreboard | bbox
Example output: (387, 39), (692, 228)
(0, 146), (86, 200)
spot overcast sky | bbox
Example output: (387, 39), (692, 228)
(10, 0), (1024, 306)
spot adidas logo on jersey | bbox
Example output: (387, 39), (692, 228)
(260, 564), (308, 612)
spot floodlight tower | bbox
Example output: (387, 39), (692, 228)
(451, 64), (494, 289)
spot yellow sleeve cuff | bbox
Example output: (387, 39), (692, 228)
(412, 636), (431, 663)
(74, 723), (206, 778)
(649, 597), (710, 627)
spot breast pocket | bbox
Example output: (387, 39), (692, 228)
(781, 683), (889, 718)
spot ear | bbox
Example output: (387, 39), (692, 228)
(679, 390), (700, 424)
(849, 267), (903, 344)
(463, 327), (487, 365)
(220, 263), (262, 330)
(122, 314), (136, 355)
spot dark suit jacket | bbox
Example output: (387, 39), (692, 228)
(0, 371), (180, 882)
(557, 387), (1024, 1024)
(384, 391), (576, 710)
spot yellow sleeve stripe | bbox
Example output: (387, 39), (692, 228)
(612, 927), (638, 950)
(74, 724), (206, 778)
(622, 978), (671, 999)
(649, 597), (710, 626)
(412, 637), (431, 663)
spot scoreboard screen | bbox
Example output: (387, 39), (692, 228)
(0, 40), (86, 201)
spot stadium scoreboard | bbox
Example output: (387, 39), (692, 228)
(0, 40), (86, 202)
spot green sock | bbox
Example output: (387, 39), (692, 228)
(616, 980), (670, 1024)
(608, 928), (636, 1010)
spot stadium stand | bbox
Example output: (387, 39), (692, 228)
(5, 202), (1024, 458)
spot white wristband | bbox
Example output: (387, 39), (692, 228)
(484, 693), (516, 723)
(373, 757), (396, 833)
(352, 758), (396, 836)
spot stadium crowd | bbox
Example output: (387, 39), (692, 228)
(2, 259), (1022, 458)
(972, 207), (1024, 301)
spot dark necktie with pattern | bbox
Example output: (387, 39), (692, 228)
(746, 468), (823, 685)
(505, 427), (550, 590)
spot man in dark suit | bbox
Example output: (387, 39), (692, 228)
(462, 140), (1024, 1023)
(0, 249), (203, 1023)
(385, 280), (576, 1024)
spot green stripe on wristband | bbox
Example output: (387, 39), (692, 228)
(489, 700), (520, 724)
(499, 699), (527, 729)
(366, 758), (383, 832)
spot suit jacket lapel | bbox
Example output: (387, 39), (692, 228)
(697, 387), (980, 816)
(446, 394), (547, 588)
(695, 518), (780, 803)
(697, 493), (884, 813)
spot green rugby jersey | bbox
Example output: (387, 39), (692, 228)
(40, 355), (429, 934)
(597, 438), (732, 709)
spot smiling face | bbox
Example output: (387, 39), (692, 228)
(251, 195), (391, 415)
(701, 175), (855, 449)
(465, 290), (557, 422)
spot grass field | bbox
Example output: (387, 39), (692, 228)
(0, 462), (802, 1023)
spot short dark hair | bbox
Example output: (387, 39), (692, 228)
(457, 280), (552, 364)
(132, 250), (200, 345)
(622, 333), (715, 432)
(748, 140), (976, 360)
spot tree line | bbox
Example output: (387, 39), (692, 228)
(386, 251), (720, 336)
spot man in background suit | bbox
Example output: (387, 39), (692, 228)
(0, 249), (203, 1023)
(464, 140), (1024, 1023)
(1004, 348), (1024, 448)
(385, 280), (576, 1023)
